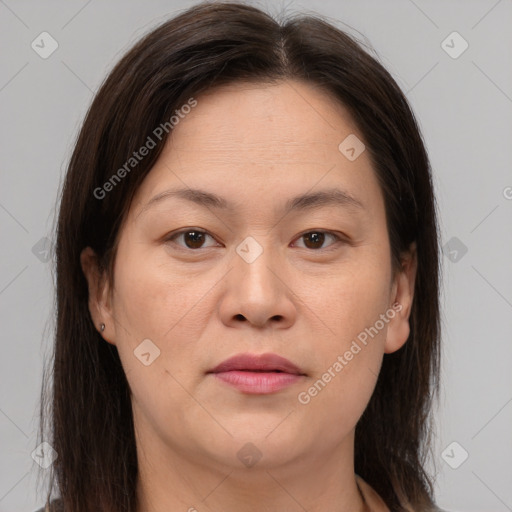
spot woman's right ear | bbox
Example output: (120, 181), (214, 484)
(80, 246), (116, 345)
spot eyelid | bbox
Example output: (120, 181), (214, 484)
(165, 228), (220, 249)
(291, 230), (345, 250)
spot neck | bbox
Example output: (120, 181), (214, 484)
(135, 427), (366, 512)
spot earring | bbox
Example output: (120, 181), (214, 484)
(100, 323), (105, 332)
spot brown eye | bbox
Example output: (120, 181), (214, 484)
(295, 231), (341, 250)
(182, 231), (206, 249)
(167, 229), (217, 250)
(303, 232), (325, 249)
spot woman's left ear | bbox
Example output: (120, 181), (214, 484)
(384, 242), (418, 354)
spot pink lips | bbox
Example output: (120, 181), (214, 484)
(208, 353), (306, 394)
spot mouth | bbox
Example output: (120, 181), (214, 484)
(207, 352), (306, 394)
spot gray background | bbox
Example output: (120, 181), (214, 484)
(1, 0), (511, 510)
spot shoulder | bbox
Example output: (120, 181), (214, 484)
(33, 499), (64, 512)
(355, 475), (452, 512)
(356, 475), (391, 511)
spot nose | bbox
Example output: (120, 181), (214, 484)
(218, 242), (297, 330)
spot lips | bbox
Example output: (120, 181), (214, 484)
(208, 353), (305, 375)
(207, 353), (306, 394)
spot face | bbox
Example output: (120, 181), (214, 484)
(82, 79), (416, 474)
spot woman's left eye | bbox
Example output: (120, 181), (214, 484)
(293, 231), (342, 250)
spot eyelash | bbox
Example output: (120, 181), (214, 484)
(164, 228), (345, 252)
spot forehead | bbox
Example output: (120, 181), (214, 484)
(130, 79), (384, 220)
(169, 80), (359, 159)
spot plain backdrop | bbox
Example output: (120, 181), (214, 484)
(1, 0), (511, 511)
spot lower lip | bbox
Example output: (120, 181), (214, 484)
(211, 371), (304, 394)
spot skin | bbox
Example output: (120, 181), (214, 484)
(81, 79), (417, 512)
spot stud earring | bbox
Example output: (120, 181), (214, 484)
(100, 323), (105, 332)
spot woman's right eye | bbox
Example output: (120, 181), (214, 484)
(164, 229), (220, 250)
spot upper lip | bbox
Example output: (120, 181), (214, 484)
(208, 353), (305, 375)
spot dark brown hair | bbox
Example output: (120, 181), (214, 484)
(38, 2), (441, 511)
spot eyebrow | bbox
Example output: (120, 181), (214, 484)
(136, 186), (364, 219)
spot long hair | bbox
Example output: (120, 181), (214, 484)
(38, 2), (441, 511)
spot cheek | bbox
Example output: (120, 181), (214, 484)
(110, 253), (208, 441)
(296, 349), (382, 453)
(299, 254), (392, 346)
(112, 245), (209, 342)
(110, 246), (220, 405)
(292, 252), (391, 423)
(295, 272), (391, 442)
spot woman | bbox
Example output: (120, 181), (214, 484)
(35, 2), (443, 511)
